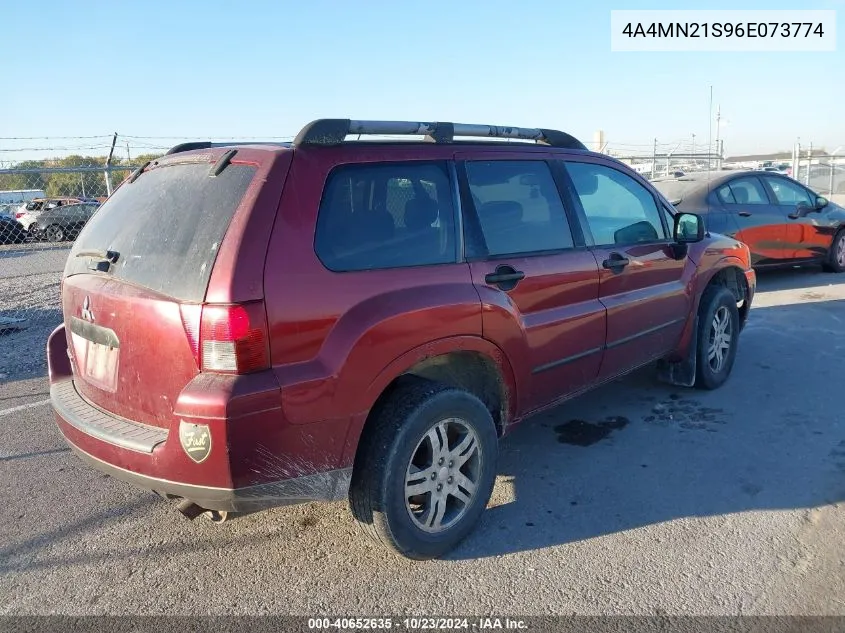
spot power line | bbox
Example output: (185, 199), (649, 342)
(0, 145), (115, 152)
(0, 135), (113, 140)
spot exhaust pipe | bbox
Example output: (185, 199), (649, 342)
(176, 499), (230, 523)
(176, 499), (206, 520)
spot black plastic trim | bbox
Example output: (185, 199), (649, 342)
(605, 318), (687, 350)
(63, 438), (353, 512)
(532, 346), (604, 374)
(210, 149), (237, 177)
(294, 119), (352, 146)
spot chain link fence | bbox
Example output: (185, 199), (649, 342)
(0, 158), (150, 380)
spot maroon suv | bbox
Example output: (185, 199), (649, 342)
(48, 119), (756, 559)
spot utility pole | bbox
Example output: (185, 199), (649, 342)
(691, 133), (696, 164)
(707, 85), (713, 174)
(806, 142), (813, 185)
(104, 132), (118, 197)
(714, 105), (721, 167)
(126, 142), (131, 164)
(652, 138), (657, 178)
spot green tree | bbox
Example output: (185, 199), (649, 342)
(0, 159), (48, 192)
(1, 150), (162, 199)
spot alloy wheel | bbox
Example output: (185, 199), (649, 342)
(707, 305), (733, 373)
(404, 417), (482, 533)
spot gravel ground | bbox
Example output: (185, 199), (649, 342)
(0, 258), (843, 616)
(0, 243), (68, 380)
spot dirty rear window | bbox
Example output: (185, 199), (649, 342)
(66, 162), (255, 302)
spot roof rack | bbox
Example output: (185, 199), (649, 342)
(163, 120), (587, 156)
(164, 141), (292, 155)
(292, 119), (587, 150)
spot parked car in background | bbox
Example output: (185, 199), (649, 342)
(48, 119), (756, 560)
(0, 203), (19, 219)
(762, 166), (789, 175)
(652, 170), (845, 272)
(0, 216), (26, 244)
(29, 202), (100, 242)
(15, 196), (88, 232)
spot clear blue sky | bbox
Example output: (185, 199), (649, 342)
(2, 0), (843, 158)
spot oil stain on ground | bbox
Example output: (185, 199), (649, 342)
(554, 416), (629, 447)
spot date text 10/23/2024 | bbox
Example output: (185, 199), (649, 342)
(307, 618), (529, 630)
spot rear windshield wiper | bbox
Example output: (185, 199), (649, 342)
(76, 249), (120, 272)
(75, 249), (120, 263)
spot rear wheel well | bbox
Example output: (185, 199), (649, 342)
(705, 266), (750, 327)
(361, 351), (508, 448)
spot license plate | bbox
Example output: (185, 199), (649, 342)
(83, 340), (119, 392)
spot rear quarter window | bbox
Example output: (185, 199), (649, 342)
(314, 161), (456, 272)
(66, 161), (256, 302)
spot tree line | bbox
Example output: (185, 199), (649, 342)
(0, 153), (163, 199)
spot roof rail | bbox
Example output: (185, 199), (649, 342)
(164, 141), (292, 155)
(292, 119), (587, 150)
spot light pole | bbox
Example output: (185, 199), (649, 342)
(691, 133), (696, 165)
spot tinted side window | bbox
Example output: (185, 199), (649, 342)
(464, 160), (573, 257)
(315, 161), (456, 272)
(766, 177), (813, 206)
(716, 184), (736, 204)
(565, 161), (667, 246)
(726, 178), (768, 205)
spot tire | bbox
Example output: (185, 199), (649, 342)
(45, 225), (65, 243)
(694, 285), (740, 390)
(349, 376), (498, 560)
(822, 230), (845, 273)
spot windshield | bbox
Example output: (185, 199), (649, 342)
(65, 161), (256, 302)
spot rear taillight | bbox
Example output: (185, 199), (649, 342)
(196, 302), (270, 374)
(15, 212), (24, 219)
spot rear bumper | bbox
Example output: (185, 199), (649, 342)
(64, 436), (352, 513)
(47, 323), (352, 513)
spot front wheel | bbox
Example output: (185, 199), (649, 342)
(349, 377), (498, 560)
(822, 230), (845, 273)
(694, 285), (740, 390)
(44, 225), (65, 243)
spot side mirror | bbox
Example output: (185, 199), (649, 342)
(815, 196), (828, 210)
(674, 212), (705, 243)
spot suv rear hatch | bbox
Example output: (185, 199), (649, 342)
(61, 149), (289, 428)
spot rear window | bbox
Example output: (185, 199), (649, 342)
(66, 161), (255, 302)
